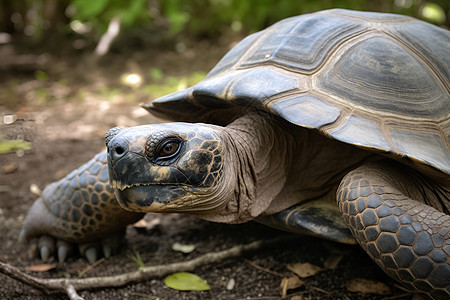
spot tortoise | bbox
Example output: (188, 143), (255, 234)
(20, 9), (449, 299)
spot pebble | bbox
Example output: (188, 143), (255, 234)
(226, 278), (235, 290)
(3, 114), (17, 125)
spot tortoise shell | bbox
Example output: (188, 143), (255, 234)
(146, 9), (450, 176)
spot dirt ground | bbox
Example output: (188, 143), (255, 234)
(0, 41), (411, 300)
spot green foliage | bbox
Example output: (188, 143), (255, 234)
(4, 0), (449, 44)
(421, 2), (446, 24)
(158, 0), (440, 36)
(34, 70), (48, 81)
(128, 249), (145, 270)
(71, 0), (151, 33)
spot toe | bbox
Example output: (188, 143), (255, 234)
(84, 247), (98, 263)
(79, 243), (100, 263)
(56, 240), (73, 263)
(102, 244), (112, 258)
(38, 235), (55, 262)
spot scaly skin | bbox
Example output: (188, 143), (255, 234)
(337, 160), (450, 299)
(20, 151), (144, 262)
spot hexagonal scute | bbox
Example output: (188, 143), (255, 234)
(393, 246), (417, 268)
(364, 225), (380, 241)
(396, 224), (416, 246)
(379, 215), (400, 232)
(376, 232), (399, 253)
(361, 208), (378, 226)
(413, 232), (434, 255)
(410, 256), (435, 279)
(428, 264), (450, 288)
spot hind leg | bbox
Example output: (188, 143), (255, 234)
(20, 151), (144, 262)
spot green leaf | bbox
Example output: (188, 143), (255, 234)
(164, 272), (210, 291)
(0, 140), (31, 154)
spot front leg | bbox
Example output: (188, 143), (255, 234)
(19, 151), (144, 262)
(337, 160), (450, 299)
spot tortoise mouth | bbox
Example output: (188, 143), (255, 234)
(114, 184), (187, 212)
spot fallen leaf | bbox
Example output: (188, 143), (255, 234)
(0, 140), (31, 154)
(164, 272), (210, 291)
(172, 242), (196, 254)
(280, 276), (304, 297)
(346, 278), (391, 295)
(133, 219), (148, 228)
(2, 163), (18, 174)
(324, 253), (343, 270)
(25, 263), (57, 272)
(287, 262), (323, 278)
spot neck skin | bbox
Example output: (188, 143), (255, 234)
(197, 112), (294, 223)
(197, 112), (375, 224)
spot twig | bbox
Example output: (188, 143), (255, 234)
(77, 257), (105, 277)
(244, 259), (284, 277)
(66, 284), (83, 300)
(0, 236), (294, 299)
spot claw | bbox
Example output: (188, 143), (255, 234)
(56, 240), (73, 263)
(102, 244), (112, 258)
(38, 235), (55, 262)
(40, 246), (50, 262)
(84, 247), (98, 263)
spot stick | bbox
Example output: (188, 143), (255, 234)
(0, 236), (294, 298)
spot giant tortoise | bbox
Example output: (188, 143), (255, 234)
(20, 9), (449, 299)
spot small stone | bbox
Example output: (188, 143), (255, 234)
(226, 278), (235, 290)
(3, 114), (17, 125)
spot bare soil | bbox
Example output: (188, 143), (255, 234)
(0, 42), (408, 300)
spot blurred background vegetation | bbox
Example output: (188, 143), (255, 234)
(1, 0), (448, 50)
(0, 0), (448, 112)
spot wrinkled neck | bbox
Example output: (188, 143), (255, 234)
(204, 112), (294, 223)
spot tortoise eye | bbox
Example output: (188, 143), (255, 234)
(159, 141), (180, 157)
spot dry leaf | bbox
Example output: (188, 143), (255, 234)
(25, 263), (57, 272)
(346, 278), (391, 295)
(324, 253), (343, 270)
(29, 183), (42, 196)
(2, 163), (18, 174)
(133, 219), (148, 228)
(280, 276), (304, 297)
(287, 262), (323, 278)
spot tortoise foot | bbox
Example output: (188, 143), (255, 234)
(20, 151), (144, 262)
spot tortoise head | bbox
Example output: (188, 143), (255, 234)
(105, 123), (229, 214)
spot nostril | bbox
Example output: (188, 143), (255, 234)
(108, 138), (129, 160)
